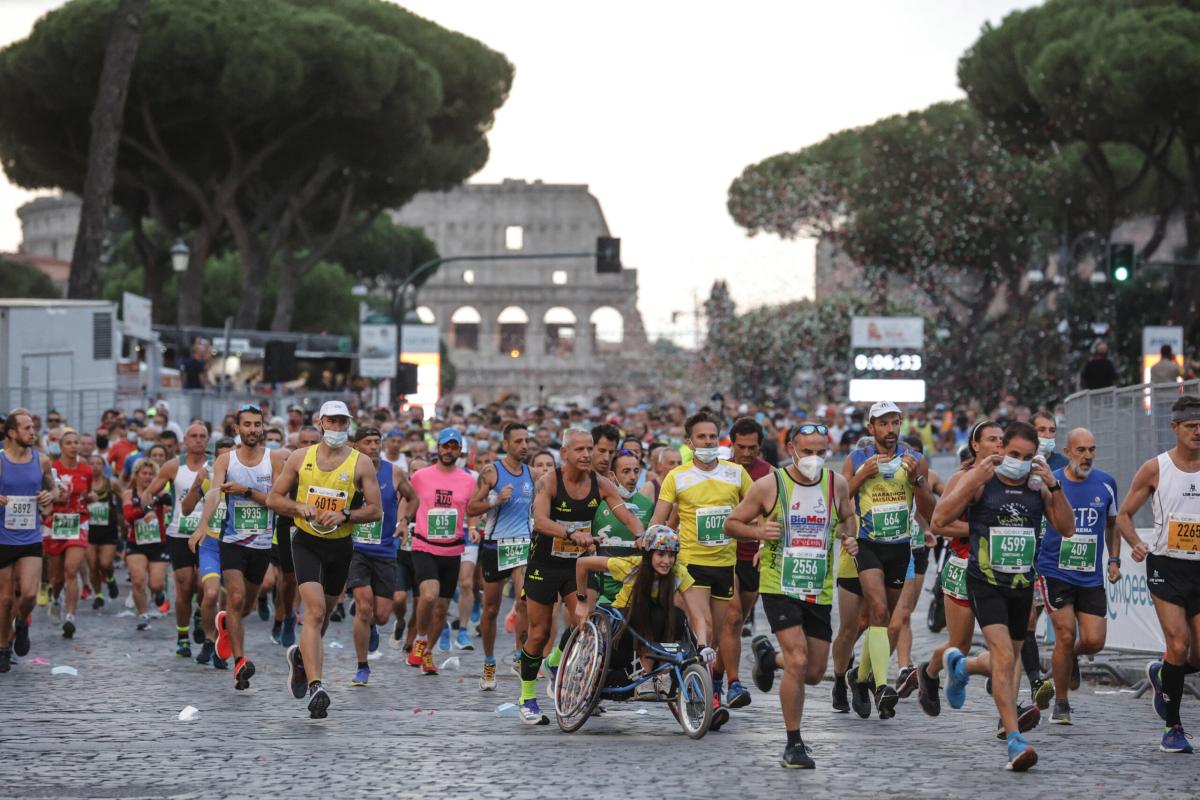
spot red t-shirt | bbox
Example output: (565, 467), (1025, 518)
(737, 458), (774, 561)
(51, 460), (93, 521)
(107, 439), (136, 473)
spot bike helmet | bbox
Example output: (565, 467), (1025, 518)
(642, 524), (680, 553)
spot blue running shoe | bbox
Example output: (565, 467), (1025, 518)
(726, 679), (752, 709)
(470, 598), (482, 626)
(1161, 724), (1194, 754)
(944, 647), (969, 709)
(455, 629), (474, 651)
(519, 698), (549, 725)
(1146, 660), (1167, 722)
(437, 624), (451, 653)
(195, 640), (214, 665)
(280, 617), (296, 648)
(1006, 733), (1038, 771)
(369, 624), (380, 654)
(351, 666), (370, 687)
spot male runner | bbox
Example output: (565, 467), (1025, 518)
(271, 425), (320, 647)
(144, 422), (210, 657)
(729, 418), (773, 643)
(728, 422), (855, 768)
(842, 401), (935, 718)
(184, 437), (235, 669)
(651, 411), (753, 725)
(44, 430), (91, 639)
(194, 406), (286, 691)
(1037, 427), (1118, 724)
(467, 422), (535, 690)
(1116, 394), (1200, 753)
(268, 400), (382, 718)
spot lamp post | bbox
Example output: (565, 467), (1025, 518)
(171, 238), (190, 371)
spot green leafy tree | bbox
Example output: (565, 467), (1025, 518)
(0, 258), (61, 299)
(328, 215), (440, 325)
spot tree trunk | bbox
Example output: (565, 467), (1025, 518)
(68, 0), (149, 300)
(178, 219), (215, 326)
(270, 260), (302, 331)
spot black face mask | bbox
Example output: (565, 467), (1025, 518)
(96, 435), (109, 450)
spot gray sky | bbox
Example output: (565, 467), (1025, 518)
(0, 0), (1035, 344)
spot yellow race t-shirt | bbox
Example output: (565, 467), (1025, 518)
(658, 460), (752, 568)
(607, 555), (695, 609)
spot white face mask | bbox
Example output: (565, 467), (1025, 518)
(1037, 437), (1056, 455)
(615, 483), (634, 500)
(322, 429), (348, 448)
(265, 441), (281, 450)
(692, 446), (720, 464)
(794, 454), (824, 481)
(996, 456), (1032, 480)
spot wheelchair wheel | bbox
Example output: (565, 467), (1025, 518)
(668, 663), (713, 739)
(554, 611), (612, 733)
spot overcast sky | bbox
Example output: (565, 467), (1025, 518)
(0, 0), (1035, 344)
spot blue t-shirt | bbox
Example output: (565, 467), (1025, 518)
(1045, 452), (1069, 472)
(1036, 467), (1119, 587)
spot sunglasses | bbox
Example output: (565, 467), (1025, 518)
(617, 448), (640, 457)
(238, 404), (262, 413)
(792, 424), (829, 438)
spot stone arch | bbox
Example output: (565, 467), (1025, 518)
(450, 305), (481, 351)
(543, 306), (577, 357)
(497, 305), (529, 357)
(590, 306), (624, 354)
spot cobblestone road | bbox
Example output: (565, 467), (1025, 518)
(2, 580), (1197, 800)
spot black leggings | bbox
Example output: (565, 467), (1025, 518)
(612, 604), (670, 677)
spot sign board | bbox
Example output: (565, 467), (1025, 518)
(122, 292), (153, 341)
(116, 361), (140, 399)
(1105, 529), (1166, 653)
(401, 323), (440, 411)
(851, 317), (924, 349)
(1141, 325), (1184, 383)
(849, 378), (926, 403)
(360, 321), (398, 379)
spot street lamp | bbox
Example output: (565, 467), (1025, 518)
(170, 239), (190, 273)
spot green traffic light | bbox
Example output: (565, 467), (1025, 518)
(1113, 266), (1130, 282)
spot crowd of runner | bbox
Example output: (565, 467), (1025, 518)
(0, 391), (1197, 769)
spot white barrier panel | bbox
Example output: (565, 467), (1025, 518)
(1104, 528), (1166, 653)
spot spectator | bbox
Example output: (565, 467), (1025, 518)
(1149, 344), (1182, 385)
(1079, 340), (1119, 390)
(178, 339), (210, 390)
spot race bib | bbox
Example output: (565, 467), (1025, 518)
(941, 555), (969, 600)
(871, 501), (910, 541)
(353, 520), (383, 546)
(696, 505), (731, 546)
(209, 503), (227, 528)
(178, 510), (203, 535)
(497, 538), (530, 570)
(304, 486), (348, 535)
(233, 503), (270, 536)
(782, 547), (827, 597)
(4, 496), (36, 531)
(134, 517), (160, 545)
(1057, 534), (1097, 572)
(51, 513), (81, 540)
(88, 502), (110, 527)
(426, 508), (460, 541)
(552, 521), (589, 558)
(1167, 513), (1200, 557)
(989, 526), (1035, 573)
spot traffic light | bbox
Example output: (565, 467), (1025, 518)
(596, 236), (621, 273)
(1108, 242), (1134, 283)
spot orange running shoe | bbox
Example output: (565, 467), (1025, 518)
(406, 638), (426, 668)
(215, 610), (232, 660)
(421, 649), (438, 675)
(504, 609), (517, 634)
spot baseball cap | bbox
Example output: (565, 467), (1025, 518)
(437, 428), (464, 446)
(319, 400), (351, 419)
(384, 429), (404, 439)
(868, 400), (902, 421)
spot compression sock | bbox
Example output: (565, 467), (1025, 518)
(176, 625), (189, 640)
(1161, 660), (1185, 727)
(856, 641), (872, 683)
(1021, 637), (1041, 685)
(786, 729), (801, 747)
(357, 661), (368, 671)
(519, 648), (542, 702)
(866, 627), (890, 688)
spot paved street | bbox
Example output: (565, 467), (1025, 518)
(3, 583), (1198, 800)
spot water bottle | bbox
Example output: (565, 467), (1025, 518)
(1028, 456), (1046, 492)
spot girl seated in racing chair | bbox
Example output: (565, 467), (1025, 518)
(574, 525), (715, 695)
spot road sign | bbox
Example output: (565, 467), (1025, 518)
(359, 322), (398, 379)
(122, 292), (153, 340)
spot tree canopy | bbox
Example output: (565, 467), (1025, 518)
(0, 258), (62, 299)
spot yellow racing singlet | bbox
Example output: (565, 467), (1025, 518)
(292, 446), (360, 540)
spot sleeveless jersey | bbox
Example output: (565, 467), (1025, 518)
(221, 449), (275, 549)
(967, 475), (1045, 589)
(293, 445), (360, 540)
(169, 456), (206, 539)
(760, 467), (837, 604)
(594, 492), (654, 557)
(483, 462), (535, 541)
(353, 460), (397, 557)
(531, 467), (599, 565)
(850, 442), (918, 543)
(1151, 451), (1200, 560)
(0, 449), (43, 546)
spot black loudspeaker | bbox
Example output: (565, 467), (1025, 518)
(397, 362), (418, 395)
(263, 341), (297, 383)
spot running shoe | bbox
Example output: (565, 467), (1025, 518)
(1031, 677), (1054, 710)
(106, 576), (119, 599)
(136, 614), (151, 632)
(727, 679), (752, 709)
(850, 677), (872, 719)
(996, 703), (1042, 739)
(421, 649), (438, 675)
(91, 596), (105, 611)
(0, 646), (10, 673)
(281, 617), (296, 648)
(257, 595), (269, 621)
(710, 697), (730, 732)
(369, 624), (380, 654)
(81, 583), (91, 600)
(780, 742), (815, 769)
(330, 602), (345, 623)
(916, 662), (941, 717)
(470, 598), (482, 626)
(1146, 660), (1167, 721)
(518, 698), (548, 725)
(307, 682), (330, 719)
(270, 621), (283, 645)
(742, 622), (752, 638)
(1051, 700), (1072, 725)
(286, 645), (307, 698)
(192, 611), (204, 644)
(1070, 655), (1081, 690)
(876, 684), (899, 719)
(214, 610), (232, 660)
(175, 638), (191, 658)
(454, 629), (473, 651)
(389, 621), (405, 650)
(47, 597), (62, 625)
(13, 618), (30, 657)
(1160, 724), (1194, 754)
(211, 654), (228, 670)
(831, 674), (850, 713)
(407, 639), (426, 668)
(510, 651), (522, 677)
(943, 647), (969, 709)
(480, 662), (497, 691)
(896, 665), (919, 699)
(751, 635), (777, 693)
(436, 624), (451, 653)
(195, 640), (214, 666)
(234, 657), (255, 690)
(156, 593), (169, 614)
(36, 582), (48, 607)
(62, 616), (76, 640)
(351, 666), (370, 687)
(1006, 733), (1038, 771)
(504, 608), (516, 634)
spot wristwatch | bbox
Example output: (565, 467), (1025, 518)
(1107, 557), (1121, 565)
(1048, 483), (1062, 492)
(913, 475), (926, 488)
(575, 592), (587, 602)
(242, 487), (253, 499)
(342, 508), (352, 522)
